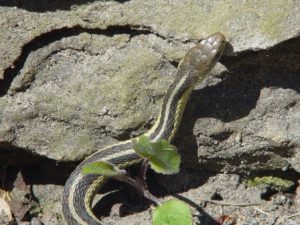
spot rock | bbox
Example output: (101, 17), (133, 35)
(40, 210), (62, 225)
(0, 33), (176, 162)
(30, 217), (42, 225)
(31, 184), (63, 214)
(0, 1), (299, 224)
(0, 198), (13, 224)
(0, 0), (299, 173)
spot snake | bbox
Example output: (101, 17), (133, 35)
(62, 32), (226, 225)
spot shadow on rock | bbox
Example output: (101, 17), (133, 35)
(0, 0), (130, 12)
(173, 36), (300, 171)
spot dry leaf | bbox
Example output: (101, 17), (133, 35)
(0, 197), (13, 224)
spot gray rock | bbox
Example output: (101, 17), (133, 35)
(0, 0), (299, 173)
(0, 33), (178, 162)
(30, 217), (42, 225)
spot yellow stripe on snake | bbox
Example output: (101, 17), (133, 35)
(62, 33), (226, 225)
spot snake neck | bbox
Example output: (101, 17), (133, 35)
(147, 70), (198, 142)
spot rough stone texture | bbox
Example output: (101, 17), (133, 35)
(0, 0), (299, 171)
(0, 0), (300, 224)
(1, 0), (299, 79)
(0, 33), (179, 162)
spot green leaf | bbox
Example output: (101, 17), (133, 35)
(149, 141), (180, 174)
(132, 135), (154, 158)
(133, 135), (180, 175)
(152, 200), (192, 225)
(82, 161), (124, 177)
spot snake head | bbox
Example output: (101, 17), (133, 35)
(179, 32), (226, 83)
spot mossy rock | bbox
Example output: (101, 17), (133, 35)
(246, 176), (294, 191)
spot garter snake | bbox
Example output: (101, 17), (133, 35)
(62, 32), (226, 225)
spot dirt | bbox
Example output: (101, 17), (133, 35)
(1, 166), (299, 225)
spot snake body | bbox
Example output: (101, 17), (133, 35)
(62, 33), (226, 225)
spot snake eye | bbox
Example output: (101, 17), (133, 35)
(198, 55), (208, 64)
(203, 43), (214, 52)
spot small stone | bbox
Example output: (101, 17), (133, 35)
(110, 203), (122, 217)
(0, 198), (13, 224)
(31, 217), (42, 225)
(40, 211), (60, 225)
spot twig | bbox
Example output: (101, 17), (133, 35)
(254, 206), (269, 216)
(253, 209), (300, 224)
(113, 171), (162, 206)
(139, 159), (149, 183)
(281, 212), (300, 220)
(199, 198), (261, 207)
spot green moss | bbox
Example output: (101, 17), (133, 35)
(99, 47), (162, 130)
(47, 125), (96, 160)
(0, 98), (6, 108)
(76, 132), (95, 150)
(259, 0), (291, 38)
(246, 176), (294, 191)
(129, 0), (294, 41)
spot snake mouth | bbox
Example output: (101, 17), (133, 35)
(207, 32), (226, 45)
